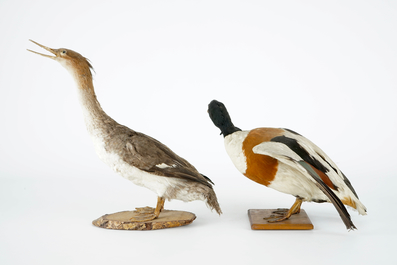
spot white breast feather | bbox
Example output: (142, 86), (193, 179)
(224, 131), (249, 174)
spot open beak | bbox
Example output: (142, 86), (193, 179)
(27, 40), (57, 59)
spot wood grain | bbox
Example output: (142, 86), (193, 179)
(248, 209), (314, 230)
(93, 210), (196, 230)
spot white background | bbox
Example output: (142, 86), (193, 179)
(1, 1), (396, 264)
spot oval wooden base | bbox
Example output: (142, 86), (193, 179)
(92, 210), (196, 230)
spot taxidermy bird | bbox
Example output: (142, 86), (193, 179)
(27, 40), (221, 221)
(208, 100), (366, 230)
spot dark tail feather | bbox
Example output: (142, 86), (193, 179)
(298, 161), (357, 231)
(201, 173), (215, 185)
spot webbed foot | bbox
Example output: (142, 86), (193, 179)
(129, 197), (165, 222)
(263, 198), (303, 223)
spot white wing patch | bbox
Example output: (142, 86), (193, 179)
(253, 141), (302, 161)
(155, 163), (176, 169)
(252, 141), (318, 185)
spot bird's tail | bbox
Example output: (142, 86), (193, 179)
(342, 196), (367, 216)
(298, 161), (357, 230)
(355, 200), (367, 215)
(205, 188), (222, 215)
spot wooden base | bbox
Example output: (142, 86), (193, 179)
(93, 210), (196, 230)
(248, 209), (314, 230)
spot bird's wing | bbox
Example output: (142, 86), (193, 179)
(113, 131), (213, 187)
(283, 130), (359, 198)
(256, 130), (358, 196)
(252, 131), (357, 230)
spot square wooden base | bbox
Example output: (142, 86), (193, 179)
(248, 209), (314, 230)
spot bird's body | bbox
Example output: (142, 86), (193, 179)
(78, 85), (215, 204)
(208, 100), (366, 230)
(28, 40), (221, 220)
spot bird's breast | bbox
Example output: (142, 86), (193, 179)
(241, 128), (284, 186)
(224, 131), (250, 174)
(224, 129), (280, 187)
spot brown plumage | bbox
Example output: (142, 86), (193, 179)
(242, 128), (282, 186)
(28, 40), (222, 221)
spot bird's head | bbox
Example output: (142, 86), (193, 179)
(208, 100), (241, 137)
(27, 40), (94, 79)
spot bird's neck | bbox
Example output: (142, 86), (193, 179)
(221, 125), (242, 137)
(73, 74), (116, 136)
(217, 117), (241, 137)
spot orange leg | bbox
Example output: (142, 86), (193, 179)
(130, 197), (165, 222)
(264, 197), (303, 222)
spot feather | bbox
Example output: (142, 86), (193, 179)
(297, 161), (356, 230)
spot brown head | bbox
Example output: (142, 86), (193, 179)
(27, 40), (94, 83)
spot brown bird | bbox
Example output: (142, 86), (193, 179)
(27, 40), (221, 221)
(208, 99), (366, 230)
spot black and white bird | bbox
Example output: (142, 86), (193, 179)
(27, 40), (222, 221)
(208, 99), (366, 230)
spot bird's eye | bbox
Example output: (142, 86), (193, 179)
(62, 50), (67, 54)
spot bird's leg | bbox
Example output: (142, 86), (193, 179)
(130, 197), (165, 222)
(264, 198), (303, 222)
(154, 196), (165, 216)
